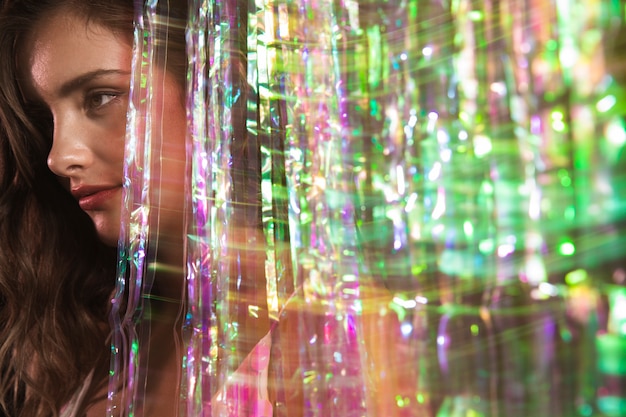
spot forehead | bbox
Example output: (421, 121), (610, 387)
(22, 12), (132, 99)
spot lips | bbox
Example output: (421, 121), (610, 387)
(71, 185), (121, 211)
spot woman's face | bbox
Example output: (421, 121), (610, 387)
(23, 11), (187, 248)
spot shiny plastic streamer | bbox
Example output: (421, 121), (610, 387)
(108, 2), (153, 415)
(112, 0), (626, 416)
(110, 1), (188, 415)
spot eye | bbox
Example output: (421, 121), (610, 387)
(86, 92), (119, 110)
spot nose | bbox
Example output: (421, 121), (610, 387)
(47, 112), (93, 178)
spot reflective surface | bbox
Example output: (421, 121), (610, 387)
(110, 1), (626, 415)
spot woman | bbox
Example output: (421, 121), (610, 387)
(0, 0), (190, 415)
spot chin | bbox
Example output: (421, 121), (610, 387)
(90, 213), (121, 247)
(98, 232), (119, 248)
(96, 227), (120, 247)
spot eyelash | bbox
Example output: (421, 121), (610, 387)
(85, 91), (121, 112)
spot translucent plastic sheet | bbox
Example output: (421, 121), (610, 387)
(110, 0), (626, 416)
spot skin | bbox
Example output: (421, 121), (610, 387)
(22, 10), (187, 416)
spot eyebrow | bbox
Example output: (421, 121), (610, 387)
(58, 69), (131, 97)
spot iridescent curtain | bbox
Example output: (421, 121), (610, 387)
(111, 0), (626, 416)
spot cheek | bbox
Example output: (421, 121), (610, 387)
(94, 103), (129, 169)
(100, 138), (126, 178)
(161, 140), (186, 197)
(164, 81), (187, 177)
(152, 85), (188, 226)
(159, 98), (187, 193)
(142, 72), (188, 237)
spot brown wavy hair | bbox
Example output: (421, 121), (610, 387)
(0, 1), (132, 416)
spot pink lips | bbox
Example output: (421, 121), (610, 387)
(71, 185), (121, 211)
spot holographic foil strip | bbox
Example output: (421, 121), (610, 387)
(186, 0), (276, 415)
(274, 1), (425, 415)
(108, 3), (152, 416)
(112, 1), (626, 415)
(109, 1), (165, 415)
(185, 0), (214, 414)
